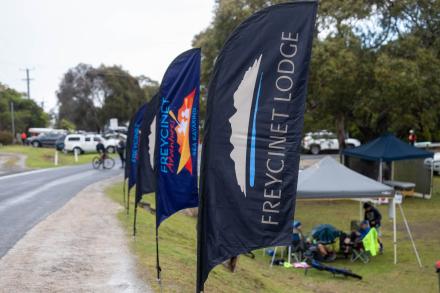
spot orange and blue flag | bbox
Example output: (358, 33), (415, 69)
(156, 48), (200, 227)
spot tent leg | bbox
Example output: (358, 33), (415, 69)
(359, 201), (363, 221)
(398, 203), (423, 268)
(391, 161), (395, 181)
(288, 246), (291, 264)
(379, 159), (383, 182)
(393, 198), (397, 265)
(270, 247), (277, 267)
(429, 162), (434, 199)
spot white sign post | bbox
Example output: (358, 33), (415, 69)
(54, 151), (58, 166)
(74, 148), (79, 163)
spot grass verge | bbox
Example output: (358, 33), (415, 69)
(106, 178), (440, 293)
(0, 145), (115, 169)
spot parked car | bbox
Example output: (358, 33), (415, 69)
(302, 130), (361, 155)
(55, 135), (67, 151)
(64, 134), (104, 154)
(27, 132), (65, 148)
(102, 133), (127, 153)
(424, 153), (440, 175)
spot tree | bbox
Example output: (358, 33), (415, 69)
(57, 64), (157, 132)
(0, 84), (49, 134)
(57, 64), (100, 131)
(193, 0), (440, 143)
(138, 75), (160, 102)
(57, 118), (76, 132)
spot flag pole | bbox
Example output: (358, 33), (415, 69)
(123, 179), (127, 209)
(126, 190), (131, 215)
(196, 171), (205, 293)
(133, 201), (138, 237)
(155, 226), (162, 292)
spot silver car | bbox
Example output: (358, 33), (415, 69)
(424, 153), (440, 175)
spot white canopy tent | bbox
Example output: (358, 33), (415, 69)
(293, 156), (421, 267)
(297, 156), (394, 199)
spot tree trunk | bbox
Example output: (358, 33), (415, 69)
(336, 115), (346, 153)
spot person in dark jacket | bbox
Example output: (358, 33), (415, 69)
(96, 140), (107, 160)
(117, 139), (126, 168)
(363, 202), (383, 253)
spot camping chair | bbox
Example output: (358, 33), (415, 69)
(291, 231), (306, 262)
(350, 240), (370, 264)
(339, 221), (366, 263)
(351, 227), (379, 264)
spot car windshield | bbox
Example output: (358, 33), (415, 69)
(310, 132), (336, 139)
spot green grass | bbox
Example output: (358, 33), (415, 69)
(0, 145), (107, 169)
(106, 179), (440, 293)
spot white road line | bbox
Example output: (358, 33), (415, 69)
(0, 170), (96, 213)
(0, 165), (85, 181)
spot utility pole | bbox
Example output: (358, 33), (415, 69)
(10, 101), (16, 143)
(21, 68), (34, 99)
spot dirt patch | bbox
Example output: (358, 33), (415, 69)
(0, 176), (151, 293)
(0, 152), (27, 175)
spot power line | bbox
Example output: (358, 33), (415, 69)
(20, 68), (34, 99)
(10, 101), (16, 143)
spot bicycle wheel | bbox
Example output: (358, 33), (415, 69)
(103, 157), (115, 169)
(92, 157), (101, 169)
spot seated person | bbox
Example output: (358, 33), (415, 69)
(359, 220), (371, 239)
(292, 220), (305, 250)
(306, 236), (336, 262)
(341, 220), (370, 256)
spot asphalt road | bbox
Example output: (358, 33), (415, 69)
(0, 164), (122, 258)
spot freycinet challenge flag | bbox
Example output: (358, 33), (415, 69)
(126, 103), (148, 191)
(156, 48), (200, 226)
(135, 94), (159, 203)
(197, 2), (317, 289)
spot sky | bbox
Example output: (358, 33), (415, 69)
(0, 0), (215, 112)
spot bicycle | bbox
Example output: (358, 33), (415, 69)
(92, 155), (115, 169)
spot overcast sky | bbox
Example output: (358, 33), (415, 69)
(0, 0), (215, 112)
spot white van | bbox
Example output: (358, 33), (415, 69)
(64, 134), (103, 154)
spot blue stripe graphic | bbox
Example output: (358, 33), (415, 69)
(249, 72), (263, 188)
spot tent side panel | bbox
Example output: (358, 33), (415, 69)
(393, 159), (432, 197)
(344, 155), (380, 180)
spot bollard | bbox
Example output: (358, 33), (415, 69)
(74, 149), (79, 162)
(436, 260), (440, 292)
(54, 150), (58, 166)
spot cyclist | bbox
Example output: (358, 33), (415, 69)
(96, 139), (107, 162)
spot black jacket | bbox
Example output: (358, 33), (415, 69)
(364, 207), (382, 227)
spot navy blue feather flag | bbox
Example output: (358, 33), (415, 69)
(156, 48), (201, 227)
(197, 2), (317, 290)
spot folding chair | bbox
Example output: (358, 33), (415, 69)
(350, 241), (370, 264)
(288, 227), (307, 262)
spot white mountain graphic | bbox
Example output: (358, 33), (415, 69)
(229, 54), (262, 197)
(148, 116), (156, 168)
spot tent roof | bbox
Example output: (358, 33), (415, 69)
(343, 133), (433, 162)
(297, 156), (394, 199)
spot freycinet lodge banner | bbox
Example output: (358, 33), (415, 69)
(135, 94), (159, 204)
(156, 48), (200, 227)
(197, 1), (317, 288)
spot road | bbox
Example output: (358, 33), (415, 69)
(0, 153), (332, 259)
(0, 164), (122, 258)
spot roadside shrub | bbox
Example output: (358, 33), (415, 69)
(0, 131), (13, 145)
